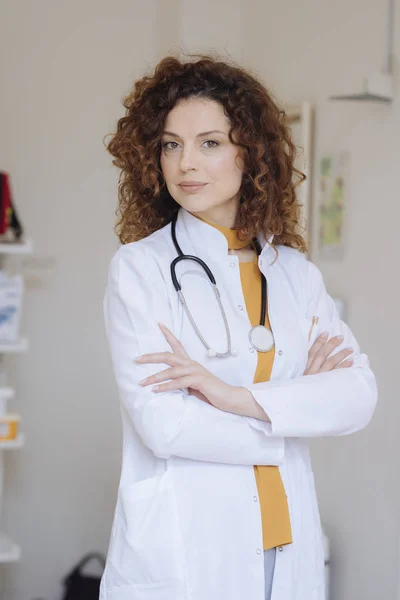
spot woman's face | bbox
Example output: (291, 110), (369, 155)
(160, 98), (244, 224)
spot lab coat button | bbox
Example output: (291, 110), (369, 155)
(278, 350), (283, 356)
(256, 549), (262, 555)
(249, 347), (255, 353)
(278, 546), (284, 552)
(238, 305), (244, 310)
(230, 262), (236, 268)
(253, 496), (258, 502)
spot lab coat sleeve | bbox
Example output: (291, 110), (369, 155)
(103, 245), (285, 464)
(245, 260), (378, 437)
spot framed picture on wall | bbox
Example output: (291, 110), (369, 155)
(318, 152), (349, 260)
(284, 102), (314, 255)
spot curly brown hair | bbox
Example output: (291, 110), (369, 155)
(105, 53), (307, 252)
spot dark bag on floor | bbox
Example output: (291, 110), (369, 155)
(61, 552), (106, 600)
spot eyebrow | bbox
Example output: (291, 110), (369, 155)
(162, 130), (228, 138)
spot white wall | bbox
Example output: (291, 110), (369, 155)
(0, 1), (398, 599)
(179, 0), (242, 59)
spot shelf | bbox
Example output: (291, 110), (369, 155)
(0, 338), (28, 353)
(0, 236), (29, 570)
(0, 433), (25, 449)
(0, 239), (33, 255)
(0, 387), (15, 401)
(0, 533), (21, 563)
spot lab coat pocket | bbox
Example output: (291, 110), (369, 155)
(106, 579), (185, 600)
(106, 471), (185, 592)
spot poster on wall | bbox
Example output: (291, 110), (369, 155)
(318, 152), (349, 259)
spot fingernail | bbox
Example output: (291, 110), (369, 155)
(152, 385), (160, 392)
(320, 332), (329, 338)
(134, 355), (143, 361)
(336, 335), (344, 341)
(158, 322), (166, 329)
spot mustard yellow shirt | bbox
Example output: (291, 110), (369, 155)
(195, 214), (292, 550)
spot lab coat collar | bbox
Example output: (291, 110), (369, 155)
(176, 207), (275, 262)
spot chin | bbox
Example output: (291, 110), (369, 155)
(176, 197), (215, 214)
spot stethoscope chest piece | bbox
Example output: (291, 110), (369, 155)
(249, 324), (275, 353)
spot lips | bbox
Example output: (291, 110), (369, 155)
(179, 183), (208, 190)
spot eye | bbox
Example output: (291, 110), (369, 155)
(162, 141), (180, 150)
(203, 140), (220, 148)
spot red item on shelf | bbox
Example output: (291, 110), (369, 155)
(0, 172), (11, 234)
(0, 172), (24, 240)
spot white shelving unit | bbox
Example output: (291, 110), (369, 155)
(0, 434), (25, 450)
(0, 533), (21, 563)
(0, 240), (32, 571)
(0, 339), (28, 354)
(0, 239), (32, 256)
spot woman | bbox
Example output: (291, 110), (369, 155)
(100, 55), (377, 600)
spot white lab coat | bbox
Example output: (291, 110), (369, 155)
(100, 207), (377, 600)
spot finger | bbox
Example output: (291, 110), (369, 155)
(306, 332), (329, 370)
(152, 375), (197, 393)
(158, 323), (190, 358)
(308, 332), (329, 358)
(134, 352), (185, 366)
(318, 348), (353, 373)
(307, 335), (344, 374)
(335, 359), (353, 369)
(311, 336), (345, 371)
(139, 366), (192, 387)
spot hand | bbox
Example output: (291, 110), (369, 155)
(135, 323), (238, 412)
(305, 332), (353, 375)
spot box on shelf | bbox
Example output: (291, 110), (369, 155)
(0, 272), (23, 341)
(0, 388), (14, 416)
(0, 414), (20, 441)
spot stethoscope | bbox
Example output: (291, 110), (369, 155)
(170, 212), (275, 358)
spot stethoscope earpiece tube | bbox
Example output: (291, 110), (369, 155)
(171, 254), (216, 292)
(169, 213), (274, 357)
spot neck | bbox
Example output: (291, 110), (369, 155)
(190, 199), (240, 229)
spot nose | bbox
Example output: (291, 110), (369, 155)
(179, 146), (198, 171)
